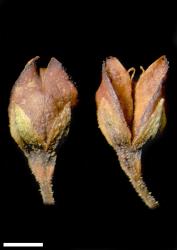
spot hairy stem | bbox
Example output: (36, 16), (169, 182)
(39, 181), (54, 204)
(116, 147), (158, 209)
(28, 154), (56, 205)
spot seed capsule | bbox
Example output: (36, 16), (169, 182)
(9, 57), (78, 204)
(96, 56), (168, 208)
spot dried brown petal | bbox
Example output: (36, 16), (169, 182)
(132, 98), (165, 148)
(105, 57), (133, 125)
(133, 56), (168, 138)
(96, 63), (131, 147)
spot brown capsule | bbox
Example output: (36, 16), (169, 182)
(96, 56), (168, 208)
(8, 57), (78, 204)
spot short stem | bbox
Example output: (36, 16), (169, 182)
(128, 175), (159, 209)
(116, 148), (159, 209)
(28, 153), (56, 205)
(39, 181), (55, 205)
